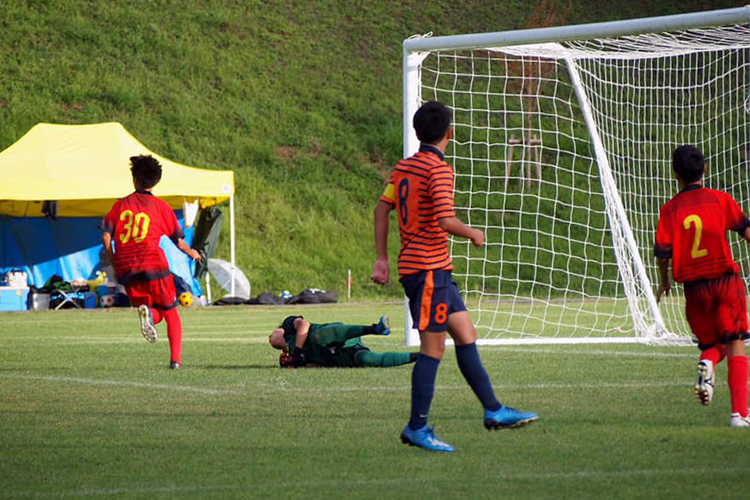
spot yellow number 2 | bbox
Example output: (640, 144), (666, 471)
(683, 214), (708, 259)
(119, 210), (151, 244)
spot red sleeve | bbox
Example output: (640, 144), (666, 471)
(102, 201), (120, 235)
(160, 200), (184, 243)
(723, 192), (750, 234)
(654, 206), (672, 259)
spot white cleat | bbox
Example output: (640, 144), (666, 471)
(138, 304), (157, 343)
(730, 412), (750, 427)
(694, 360), (714, 406)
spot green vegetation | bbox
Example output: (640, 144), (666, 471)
(0, 0), (744, 300)
(2, 304), (750, 499)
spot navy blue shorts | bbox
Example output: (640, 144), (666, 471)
(400, 270), (467, 332)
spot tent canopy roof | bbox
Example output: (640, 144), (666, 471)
(0, 122), (234, 217)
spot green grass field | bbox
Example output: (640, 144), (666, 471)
(2, 303), (750, 499)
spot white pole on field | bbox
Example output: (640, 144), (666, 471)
(230, 195), (236, 297)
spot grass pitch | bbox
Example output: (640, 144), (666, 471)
(2, 302), (749, 499)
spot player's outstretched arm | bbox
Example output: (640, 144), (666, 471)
(101, 232), (115, 263)
(742, 225), (750, 244)
(177, 238), (202, 263)
(290, 318), (310, 367)
(438, 216), (484, 247)
(371, 201), (393, 284)
(655, 257), (671, 303)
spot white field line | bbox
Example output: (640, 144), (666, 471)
(0, 336), (267, 343)
(491, 346), (696, 358)
(0, 374), (242, 396)
(0, 337), (698, 357)
(0, 372), (691, 396)
(5, 466), (747, 498)
(265, 380), (692, 394)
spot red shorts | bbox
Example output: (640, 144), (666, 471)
(125, 275), (178, 310)
(683, 273), (749, 348)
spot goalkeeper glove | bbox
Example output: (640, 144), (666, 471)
(291, 347), (307, 367)
(279, 348), (307, 368)
(279, 352), (293, 368)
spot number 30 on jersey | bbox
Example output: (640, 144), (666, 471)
(119, 210), (151, 244)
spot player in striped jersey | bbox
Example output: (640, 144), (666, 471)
(371, 101), (538, 452)
(655, 145), (750, 426)
(102, 155), (201, 370)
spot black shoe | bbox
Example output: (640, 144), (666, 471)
(169, 361), (182, 370)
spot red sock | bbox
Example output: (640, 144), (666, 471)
(700, 345), (726, 366)
(163, 308), (183, 364)
(151, 307), (163, 325)
(727, 355), (749, 417)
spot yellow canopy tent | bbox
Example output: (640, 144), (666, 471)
(0, 123), (238, 297)
(0, 122), (234, 217)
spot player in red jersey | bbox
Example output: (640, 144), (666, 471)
(371, 101), (538, 452)
(102, 155), (202, 370)
(655, 145), (750, 427)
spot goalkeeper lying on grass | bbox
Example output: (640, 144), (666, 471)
(268, 315), (417, 368)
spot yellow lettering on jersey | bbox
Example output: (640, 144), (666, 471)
(683, 214), (708, 259)
(119, 210), (151, 244)
(133, 213), (150, 243)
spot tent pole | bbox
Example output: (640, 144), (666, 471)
(230, 195), (236, 297)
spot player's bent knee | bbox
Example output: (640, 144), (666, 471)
(419, 333), (447, 359)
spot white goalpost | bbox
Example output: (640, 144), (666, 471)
(402, 7), (750, 346)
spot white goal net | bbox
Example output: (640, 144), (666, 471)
(402, 7), (750, 345)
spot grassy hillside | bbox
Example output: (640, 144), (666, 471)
(0, 0), (744, 299)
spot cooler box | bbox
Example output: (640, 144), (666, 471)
(80, 291), (97, 309)
(28, 291), (51, 310)
(0, 287), (29, 312)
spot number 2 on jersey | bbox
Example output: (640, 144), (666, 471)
(683, 214), (708, 259)
(119, 210), (151, 244)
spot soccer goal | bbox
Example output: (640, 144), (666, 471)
(402, 7), (750, 346)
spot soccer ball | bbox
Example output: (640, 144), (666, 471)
(99, 294), (115, 308)
(280, 290), (292, 300)
(178, 292), (193, 307)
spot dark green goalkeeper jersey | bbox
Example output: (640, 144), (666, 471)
(281, 315), (367, 367)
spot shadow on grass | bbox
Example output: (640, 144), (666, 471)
(192, 364), (276, 370)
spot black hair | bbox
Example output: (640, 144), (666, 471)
(130, 155), (162, 189)
(672, 145), (705, 184)
(413, 101), (451, 144)
(280, 315), (303, 336)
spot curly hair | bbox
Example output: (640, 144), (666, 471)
(130, 155), (162, 189)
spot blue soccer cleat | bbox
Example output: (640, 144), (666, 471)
(376, 315), (391, 336)
(400, 424), (454, 452)
(484, 405), (538, 430)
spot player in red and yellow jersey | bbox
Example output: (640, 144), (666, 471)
(371, 101), (538, 452)
(655, 145), (750, 426)
(102, 155), (201, 370)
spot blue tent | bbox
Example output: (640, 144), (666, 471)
(0, 213), (200, 294)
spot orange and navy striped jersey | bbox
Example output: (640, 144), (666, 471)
(102, 190), (184, 284)
(654, 185), (750, 283)
(380, 144), (456, 277)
